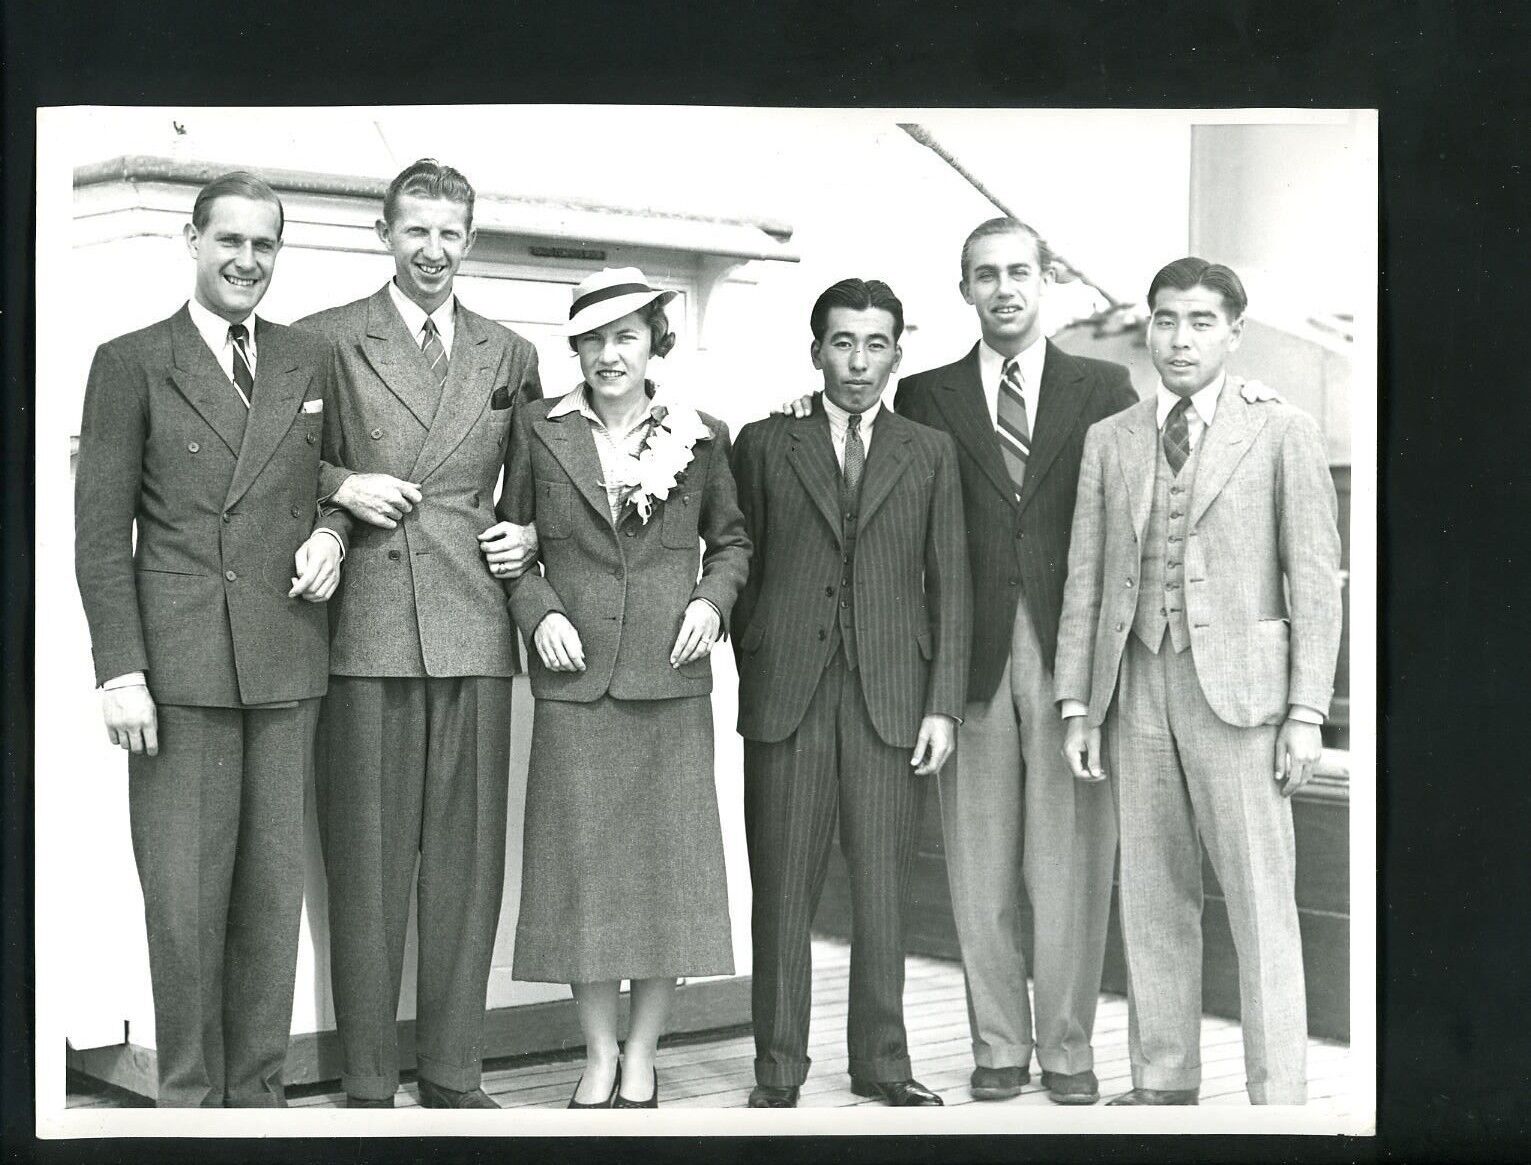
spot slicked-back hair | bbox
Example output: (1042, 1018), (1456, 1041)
(959, 217), (1053, 281)
(192, 171), (285, 237)
(383, 158), (476, 229)
(809, 278), (905, 343)
(566, 298), (676, 358)
(1147, 257), (1249, 320)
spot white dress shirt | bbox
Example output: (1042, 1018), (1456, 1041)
(1060, 371), (1322, 726)
(978, 335), (1046, 438)
(821, 393), (880, 470)
(187, 295), (258, 385)
(388, 280), (457, 357)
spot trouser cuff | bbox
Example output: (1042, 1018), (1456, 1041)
(1134, 1064), (1201, 1091)
(754, 1056), (811, 1088)
(1036, 1045), (1095, 1075)
(342, 1069), (400, 1101)
(973, 1040), (1033, 1070)
(417, 1053), (482, 1093)
(848, 1054), (913, 1083)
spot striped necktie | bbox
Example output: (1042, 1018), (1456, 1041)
(421, 317), (449, 391)
(228, 323), (255, 407)
(996, 357), (1030, 493)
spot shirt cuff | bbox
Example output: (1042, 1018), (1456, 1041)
(102, 671), (147, 691)
(1287, 704), (1325, 725)
(1060, 699), (1088, 720)
(312, 526), (346, 562)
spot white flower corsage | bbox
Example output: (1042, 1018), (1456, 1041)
(1235, 375), (1285, 405)
(602, 398), (713, 524)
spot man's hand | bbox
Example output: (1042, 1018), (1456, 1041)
(771, 393), (816, 418)
(910, 714), (957, 776)
(1061, 717), (1107, 781)
(333, 473), (423, 529)
(103, 685), (158, 755)
(670, 600), (721, 667)
(289, 532), (342, 601)
(478, 520), (539, 580)
(533, 612), (586, 673)
(1275, 719), (1323, 797)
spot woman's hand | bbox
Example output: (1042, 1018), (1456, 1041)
(670, 599), (721, 668)
(533, 612), (586, 672)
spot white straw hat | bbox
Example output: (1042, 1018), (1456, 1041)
(562, 267), (678, 336)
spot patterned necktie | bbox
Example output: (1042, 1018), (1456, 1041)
(228, 323), (255, 407)
(421, 317), (449, 391)
(996, 357), (1030, 494)
(1163, 396), (1193, 475)
(842, 412), (865, 503)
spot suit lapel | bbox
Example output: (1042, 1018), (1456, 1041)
(856, 409), (913, 529)
(359, 286), (441, 430)
(1017, 342), (1089, 514)
(225, 321), (307, 510)
(411, 304), (495, 483)
(1188, 383), (1267, 528)
(1114, 398), (1160, 542)
(928, 344), (1016, 508)
(534, 409), (616, 526)
(167, 306), (247, 458)
(785, 404), (845, 546)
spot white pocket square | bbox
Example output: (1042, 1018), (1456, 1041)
(302, 399), (324, 414)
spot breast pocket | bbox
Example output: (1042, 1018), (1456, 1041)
(661, 489), (699, 549)
(537, 479), (573, 539)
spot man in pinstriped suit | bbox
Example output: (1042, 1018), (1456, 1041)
(732, 279), (970, 1108)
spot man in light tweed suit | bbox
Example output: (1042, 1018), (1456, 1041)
(294, 159), (542, 1109)
(1055, 258), (1343, 1105)
(732, 279), (970, 1108)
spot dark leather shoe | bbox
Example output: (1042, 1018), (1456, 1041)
(850, 1077), (944, 1106)
(612, 1068), (659, 1109)
(1106, 1087), (1199, 1106)
(747, 1084), (801, 1108)
(970, 1065), (1030, 1101)
(345, 1094), (395, 1108)
(568, 1065), (620, 1109)
(1041, 1069), (1100, 1105)
(417, 1079), (501, 1109)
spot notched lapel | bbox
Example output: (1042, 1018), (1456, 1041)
(168, 308), (246, 458)
(855, 415), (913, 529)
(411, 308), (495, 483)
(785, 410), (845, 545)
(534, 412), (614, 525)
(1018, 344), (1087, 513)
(225, 324), (308, 510)
(360, 288), (439, 430)
(1115, 402), (1159, 542)
(929, 346), (1015, 507)
(1188, 387), (1267, 528)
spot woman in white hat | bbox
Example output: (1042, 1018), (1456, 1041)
(499, 268), (752, 1108)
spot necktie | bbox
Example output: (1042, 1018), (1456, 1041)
(842, 412), (865, 503)
(996, 357), (1030, 494)
(421, 317), (449, 391)
(228, 323), (255, 407)
(1163, 396), (1193, 475)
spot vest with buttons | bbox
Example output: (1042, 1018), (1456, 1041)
(828, 467), (862, 670)
(1132, 437), (1201, 654)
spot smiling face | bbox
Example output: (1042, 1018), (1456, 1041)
(184, 195), (282, 323)
(812, 306), (902, 414)
(1147, 283), (1245, 396)
(376, 193), (475, 315)
(960, 229), (1053, 356)
(575, 310), (654, 408)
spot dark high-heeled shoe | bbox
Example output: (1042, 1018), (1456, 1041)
(612, 1067), (659, 1109)
(568, 1064), (621, 1109)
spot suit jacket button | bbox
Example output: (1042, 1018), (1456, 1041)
(1009, 577), (1019, 586)
(370, 428), (383, 440)
(306, 433), (317, 445)
(187, 441), (200, 453)
(1115, 622), (1125, 632)
(625, 528), (636, 537)
(817, 629), (827, 640)
(387, 549), (401, 561)
(825, 586), (834, 597)
(291, 505), (303, 519)
(1125, 578), (1135, 587)
(225, 570), (237, 581)
(221, 513), (231, 524)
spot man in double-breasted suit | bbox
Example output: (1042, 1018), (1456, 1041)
(733, 279), (970, 1108)
(1055, 258), (1343, 1105)
(74, 172), (349, 1107)
(893, 218), (1138, 1104)
(294, 159), (542, 1109)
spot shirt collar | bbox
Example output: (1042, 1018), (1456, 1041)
(388, 279), (455, 343)
(821, 392), (881, 430)
(547, 381), (666, 432)
(187, 296), (257, 353)
(978, 334), (1046, 389)
(1156, 372), (1226, 431)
